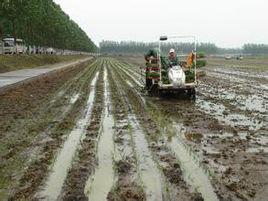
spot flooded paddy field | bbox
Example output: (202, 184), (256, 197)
(0, 56), (267, 201)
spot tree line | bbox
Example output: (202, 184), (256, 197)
(100, 41), (217, 55)
(100, 41), (268, 55)
(242, 44), (268, 55)
(0, 0), (97, 52)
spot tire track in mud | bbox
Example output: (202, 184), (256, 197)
(112, 58), (226, 201)
(106, 63), (146, 201)
(121, 58), (268, 200)
(109, 59), (204, 201)
(197, 74), (266, 132)
(195, 73), (268, 200)
(148, 95), (263, 201)
(0, 59), (97, 167)
(121, 62), (240, 200)
(84, 64), (116, 201)
(206, 67), (268, 84)
(60, 59), (105, 200)
(109, 62), (163, 201)
(0, 59), (94, 200)
(8, 60), (101, 200)
(116, 59), (142, 76)
(112, 59), (144, 87)
(37, 69), (100, 200)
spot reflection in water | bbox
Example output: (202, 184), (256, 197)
(39, 72), (99, 200)
(85, 67), (115, 201)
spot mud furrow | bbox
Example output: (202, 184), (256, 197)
(110, 62), (164, 201)
(112, 62), (164, 200)
(112, 59), (144, 87)
(38, 70), (100, 200)
(110, 59), (203, 201)
(60, 59), (105, 200)
(106, 60), (146, 201)
(48, 59), (99, 105)
(84, 65), (116, 201)
(0, 59), (98, 164)
(9, 61), (100, 200)
(122, 57), (268, 200)
(0, 59), (98, 200)
(113, 58), (220, 200)
(115, 59), (142, 76)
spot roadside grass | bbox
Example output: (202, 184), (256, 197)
(0, 54), (88, 73)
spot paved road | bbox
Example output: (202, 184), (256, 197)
(0, 57), (92, 90)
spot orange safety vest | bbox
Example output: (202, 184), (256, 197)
(186, 52), (195, 68)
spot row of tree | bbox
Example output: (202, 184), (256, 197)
(100, 41), (218, 55)
(100, 41), (268, 55)
(242, 44), (268, 55)
(0, 0), (97, 52)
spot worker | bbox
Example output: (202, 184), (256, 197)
(168, 48), (179, 67)
(186, 51), (195, 68)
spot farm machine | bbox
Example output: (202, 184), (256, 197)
(143, 35), (199, 100)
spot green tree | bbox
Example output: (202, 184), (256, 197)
(0, 0), (97, 52)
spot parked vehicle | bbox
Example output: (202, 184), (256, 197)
(236, 54), (243, 60)
(3, 38), (27, 54)
(225, 54), (232, 60)
(1, 37), (94, 56)
(46, 47), (55, 54)
(27, 46), (37, 54)
(0, 41), (3, 54)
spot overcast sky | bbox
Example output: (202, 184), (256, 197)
(54, 0), (267, 48)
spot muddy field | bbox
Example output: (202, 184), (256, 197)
(0, 56), (267, 201)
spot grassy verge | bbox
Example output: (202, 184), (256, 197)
(0, 54), (89, 73)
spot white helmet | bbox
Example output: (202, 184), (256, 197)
(169, 48), (175, 53)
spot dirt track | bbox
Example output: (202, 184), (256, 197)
(0, 57), (267, 201)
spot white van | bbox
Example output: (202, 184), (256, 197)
(3, 38), (27, 54)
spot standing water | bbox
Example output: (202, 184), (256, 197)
(38, 71), (99, 200)
(167, 122), (219, 201)
(84, 67), (115, 201)
(129, 114), (163, 201)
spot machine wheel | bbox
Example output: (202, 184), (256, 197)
(146, 78), (152, 90)
(148, 84), (159, 96)
(187, 88), (196, 100)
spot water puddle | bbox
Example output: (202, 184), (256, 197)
(196, 99), (263, 131)
(246, 147), (268, 153)
(167, 123), (219, 201)
(252, 134), (268, 146)
(38, 71), (99, 200)
(129, 114), (163, 201)
(84, 67), (115, 201)
(238, 132), (248, 140)
(69, 93), (80, 104)
(126, 80), (134, 88)
(199, 84), (266, 114)
(211, 68), (268, 80)
(202, 146), (221, 155)
(208, 70), (268, 92)
(238, 94), (266, 113)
